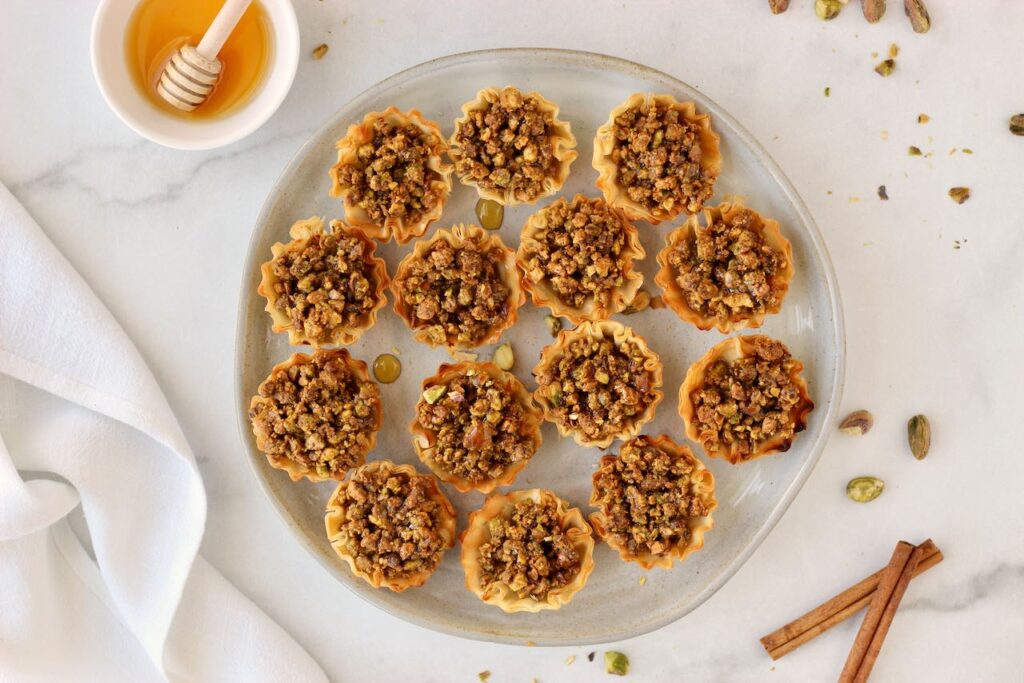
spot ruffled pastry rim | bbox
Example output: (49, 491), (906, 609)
(390, 224), (525, 350)
(459, 488), (595, 612)
(328, 107), (453, 244)
(448, 86), (578, 206)
(257, 217), (390, 347)
(592, 92), (722, 224)
(410, 361), (543, 494)
(324, 460), (457, 592)
(532, 320), (664, 449)
(678, 335), (814, 464)
(249, 349), (383, 482)
(516, 194), (646, 324)
(654, 200), (794, 333)
(588, 434), (717, 570)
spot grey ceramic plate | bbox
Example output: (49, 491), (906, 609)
(235, 48), (845, 646)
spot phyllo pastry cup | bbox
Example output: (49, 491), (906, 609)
(532, 320), (664, 449)
(589, 434), (716, 570)
(329, 107), (453, 244)
(655, 200), (794, 333)
(325, 460), (457, 592)
(448, 86), (577, 205)
(391, 224), (525, 350)
(258, 216), (389, 347)
(593, 93), (722, 224)
(249, 349), (382, 482)
(517, 194), (645, 324)
(411, 361), (543, 494)
(679, 335), (814, 464)
(460, 488), (595, 613)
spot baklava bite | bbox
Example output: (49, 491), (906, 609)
(411, 362), (542, 493)
(590, 434), (716, 569)
(391, 224), (524, 349)
(593, 93), (722, 224)
(329, 107), (453, 243)
(249, 349), (382, 481)
(533, 320), (663, 448)
(656, 201), (793, 333)
(448, 86), (577, 205)
(460, 489), (595, 612)
(325, 460), (457, 592)
(258, 216), (389, 347)
(680, 335), (814, 463)
(517, 195), (645, 323)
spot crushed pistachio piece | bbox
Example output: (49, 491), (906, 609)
(311, 44), (329, 60)
(566, 655), (576, 666)
(908, 414), (931, 460)
(824, 86), (831, 97)
(839, 409), (874, 435)
(918, 113), (931, 124)
(605, 651), (630, 676)
(948, 187), (970, 204)
(877, 185), (888, 201)
(961, 148), (973, 154)
(905, 0), (931, 33)
(815, 0), (842, 20)
(874, 59), (895, 77)
(847, 476), (884, 503)
(422, 384), (447, 405)
(493, 342), (515, 370)
(908, 146), (922, 156)
(639, 576), (647, 586)
(478, 672), (491, 683)
(889, 43), (899, 58)
(544, 315), (563, 337)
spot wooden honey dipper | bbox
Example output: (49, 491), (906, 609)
(157, 0), (252, 111)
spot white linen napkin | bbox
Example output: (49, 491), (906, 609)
(0, 182), (328, 683)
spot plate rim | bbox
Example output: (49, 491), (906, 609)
(233, 47), (846, 646)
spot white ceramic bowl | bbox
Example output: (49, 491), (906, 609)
(91, 0), (299, 150)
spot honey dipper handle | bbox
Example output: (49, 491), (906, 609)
(196, 0), (253, 61)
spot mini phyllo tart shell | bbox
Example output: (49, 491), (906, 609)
(257, 216), (389, 347)
(593, 93), (722, 224)
(517, 194), (645, 324)
(533, 320), (664, 449)
(391, 224), (525, 350)
(460, 488), (595, 613)
(655, 201), (793, 333)
(249, 349), (382, 482)
(679, 335), (814, 464)
(589, 434), (716, 570)
(411, 361), (543, 494)
(448, 86), (577, 206)
(325, 460), (457, 592)
(329, 107), (453, 244)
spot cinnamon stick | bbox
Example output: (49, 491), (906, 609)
(839, 541), (922, 682)
(760, 539), (941, 660)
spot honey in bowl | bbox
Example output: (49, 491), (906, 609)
(126, 0), (272, 119)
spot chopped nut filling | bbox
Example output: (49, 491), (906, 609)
(452, 87), (561, 203)
(667, 208), (786, 324)
(415, 368), (535, 484)
(249, 351), (380, 477)
(269, 229), (381, 344)
(522, 197), (633, 311)
(610, 101), (715, 215)
(335, 116), (445, 227)
(536, 335), (657, 443)
(334, 464), (450, 580)
(478, 497), (581, 599)
(592, 436), (710, 557)
(690, 338), (803, 459)
(394, 234), (512, 346)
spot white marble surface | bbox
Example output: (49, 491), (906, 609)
(2, 1), (1022, 681)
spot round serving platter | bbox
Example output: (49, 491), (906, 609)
(234, 48), (845, 646)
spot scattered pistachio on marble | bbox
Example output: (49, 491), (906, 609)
(948, 187), (970, 204)
(311, 44), (329, 60)
(874, 59), (896, 77)
(493, 343), (515, 371)
(861, 0), (886, 23)
(847, 476), (885, 503)
(1010, 114), (1024, 136)
(877, 185), (888, 201)
(918, 113), (931, 124)
(605, 652), (630, 677)
(477, 671), (490, 683)
(839, 409), (874, 435)
(768, 0), (790, 14)
(908, 414), (931, 459)
(908, 145), (922, 156)
(905, 0), (932, 33)
(815, 0), (843, 20)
